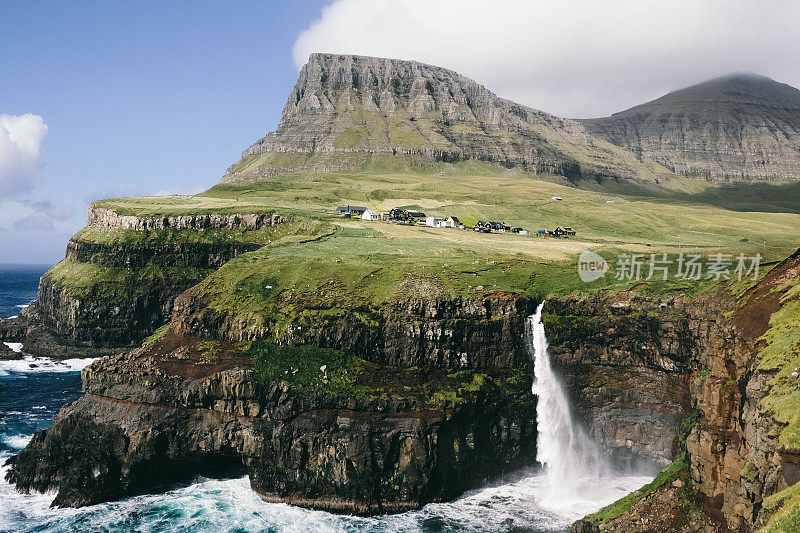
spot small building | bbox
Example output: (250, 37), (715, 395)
(336, 205), (368, 217)
(446, 216), (461, 227)
(426, 216), (445, 228)
(407, 210), (426, 219)
(361, 209), (380, 221)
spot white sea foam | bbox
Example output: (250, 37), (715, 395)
(0, 468), (651, 533)
(15, 304), (29, 309)
(0, 355), (96, 376)
(3, 342), (23, 353)
(7, 315), (18, 319)
(2, 434), (33, 449)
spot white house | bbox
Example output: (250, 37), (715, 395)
(361, 209), (380, 221)
(425, 216), (445, 228)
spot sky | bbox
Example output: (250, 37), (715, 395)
(2, 1), (799, 264)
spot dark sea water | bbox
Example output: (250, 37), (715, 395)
(0, 264), (48, 319)
(0, 265), (650, 532)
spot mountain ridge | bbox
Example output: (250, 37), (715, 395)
(580, 73), (800, 181)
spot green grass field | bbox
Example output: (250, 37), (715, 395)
(93, 160), (800, 261)
(74, 155), (800, 330)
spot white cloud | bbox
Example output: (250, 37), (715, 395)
(293, 0), (800, 117)
(0, 114), (49, 197)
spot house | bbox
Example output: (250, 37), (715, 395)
(335, 205), (368, 217)
(446, 216), (461, 227)
(361, 209), (380, 221)
(426, 216), (445, 228)
(407, 210), (426, 219)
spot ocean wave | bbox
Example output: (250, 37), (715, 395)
(0, 467), (652, 533)
(3, 342), (23, 353)
(0, 355), (96, 377)
(1, 434), (33, 450)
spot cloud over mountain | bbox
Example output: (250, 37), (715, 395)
(293, 0), (800, 118)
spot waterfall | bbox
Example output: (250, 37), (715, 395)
(527, 302), (609, 506)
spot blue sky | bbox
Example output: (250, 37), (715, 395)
(0, 1), (327, 263)
(2, 0), (797, 264)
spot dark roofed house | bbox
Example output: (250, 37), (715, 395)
(336, 205), (368, 217)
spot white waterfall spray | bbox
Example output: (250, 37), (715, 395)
(527, 302), (610, 507)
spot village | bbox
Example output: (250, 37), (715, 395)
(334, 205), (577, 238)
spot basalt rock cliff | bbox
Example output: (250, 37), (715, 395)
(6, 293), (538, 514)
(580, 74), (800, 182)
(0, 204), (284, 358)
(572, 249), (800, 532)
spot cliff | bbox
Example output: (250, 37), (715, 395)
(572, 249), (800, 532)
(6, 297), (537, 513)
(0, 205), (286, 358)
(221, 53), (674, 183)
(580, 74), (800, 182)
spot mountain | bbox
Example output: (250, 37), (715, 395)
(579, 74), (800, 182)
(221, 53), (673, 183)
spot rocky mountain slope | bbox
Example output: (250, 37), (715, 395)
(580, 74), (800, 182)
(221, 53), (673, 183)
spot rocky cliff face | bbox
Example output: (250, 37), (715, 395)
(222, 53), (672, 183)
(6, 313), (537, 514)
(572, 249), (800, 532)
(0, 206), (283, 358)
(543, 294), (713, 467)
(172, 289), (537, 372)
(86, 206), (284, 231)
(6, 281), (711, 515)
(580, 74), (800, 182)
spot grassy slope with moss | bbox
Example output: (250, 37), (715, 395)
(751, 275), (800, 532)
(757, 279), (800, 450)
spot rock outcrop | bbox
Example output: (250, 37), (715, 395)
(86, 205), (284, 231)
(0, 206), (285, 358)
(172, 290), (537, 372)
(6, 324), (536, 513)
(571, 249), (800, 532)
(580, 74), (800, 182)
(222, 53), (673, 183)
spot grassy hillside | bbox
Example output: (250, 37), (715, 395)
(94, 162), (800, 262)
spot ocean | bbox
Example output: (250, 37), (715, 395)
(0, 264), (651, 532)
